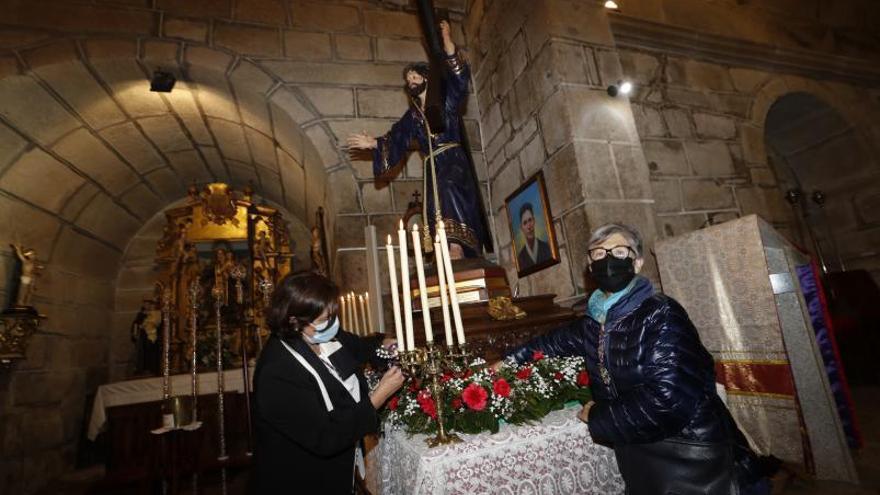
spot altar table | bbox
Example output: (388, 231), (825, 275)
(88, 367), (254, 440)
(368, 408), (624, 494)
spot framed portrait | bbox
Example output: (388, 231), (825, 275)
(504, 171), (560, 277)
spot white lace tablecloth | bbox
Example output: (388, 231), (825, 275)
(368, 408), (624, 494)
(87, 367), (253, 440)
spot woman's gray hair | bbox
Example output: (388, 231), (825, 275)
(588, 223), (644, 258)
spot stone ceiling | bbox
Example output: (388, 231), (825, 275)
(0, 38), (329, 277)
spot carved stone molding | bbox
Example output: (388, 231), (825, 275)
(609, 15), (880, 87)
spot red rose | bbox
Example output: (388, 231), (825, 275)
(462, 382), (488, 411)
(492, 378), (511, 398)
(451, 397), (463, 410)
(419, 397), (437, 418)
(416, 390), (437, 418)
(515, 367), (532, 380)
(441, 372), (453, 383)
(388, 396), (399, 410)
(532, 350), (545, 361)
(577, 370), (590, 387)
(554, 372), (564, 381)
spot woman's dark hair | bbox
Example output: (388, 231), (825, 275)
(266, 271), (339, 342)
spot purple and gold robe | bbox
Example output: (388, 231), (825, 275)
(372, 52), (489, 258)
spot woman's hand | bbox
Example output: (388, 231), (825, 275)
(577, 401), (595, 424)
(439, 20), (455, 56)
(346, 131), (377, 150)
(370, 366), (405, 409)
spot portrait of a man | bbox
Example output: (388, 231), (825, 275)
(505, 172), (559, 277)
(517, 202), (552, 269)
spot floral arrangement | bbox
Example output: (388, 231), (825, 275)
(384, 351), (591, 435)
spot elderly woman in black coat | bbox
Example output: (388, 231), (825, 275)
(505, 223), (772, 495)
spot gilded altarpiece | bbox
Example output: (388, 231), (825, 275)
(153, 184), (293, 372)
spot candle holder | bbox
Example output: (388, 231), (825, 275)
(423, 342), (461, 447)
(398, 348), (425, 377)
(445, 342), (473, 372)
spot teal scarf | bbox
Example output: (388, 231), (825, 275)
(587, 276), (640, 324)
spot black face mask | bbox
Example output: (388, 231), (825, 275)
(406, 80), (427, 98)
(589, 256), (636, 293)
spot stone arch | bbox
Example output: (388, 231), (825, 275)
(0, 35), (341, 484)
(763, 90), (880, 276)
(111, 193), (312, 378)
(0, 3), (464, 491)
(0, 36), (336, 272)
(746, 75), (880, 170)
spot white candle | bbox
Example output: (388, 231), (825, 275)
(352, 293), (361, 335)
(340, 296), (347, 330)
(411, 224), (434, 344)
(433, 235), (454, 347)
(358, 294), (368, 335)
(348, 293), (358, 335)
(398, 220), (414, 351)
(438, 221), (465, 344)
(386, 236), (404, 351)
(365, 292), (372, 333)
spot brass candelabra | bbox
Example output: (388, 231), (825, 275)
(397, 342), (473, 447)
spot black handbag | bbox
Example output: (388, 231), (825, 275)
(613, 437), (737, 495)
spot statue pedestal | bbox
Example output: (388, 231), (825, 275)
(1, 306), (44, 367)
(413, 258), (511, 309)
(411, 294), (577, 363)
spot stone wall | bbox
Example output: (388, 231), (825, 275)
(465, 0), (659, 303)
(617, 47), (880, 282)
(464, 0), (880, 299)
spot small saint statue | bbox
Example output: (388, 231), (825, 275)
(10, 243), (42, 308)
(310, 226), (327, 275)
(254, 230), (274, 271)
(213, 248), (236, 305)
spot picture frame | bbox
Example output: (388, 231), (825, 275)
(504, 171), (560, 278)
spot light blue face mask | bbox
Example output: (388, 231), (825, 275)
(304, 315), (339, 344)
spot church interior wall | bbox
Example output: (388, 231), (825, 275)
(0, 1), (484, 492)
(0, 0), (877, 493)
(464, 0), (880, 303)
(465, 0), (660, 304)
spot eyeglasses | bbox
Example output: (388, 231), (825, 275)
(588, 245), (634, 261)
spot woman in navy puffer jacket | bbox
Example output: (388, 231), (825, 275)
(506, 223), (772, 495)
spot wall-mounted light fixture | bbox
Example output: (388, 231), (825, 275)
(607, 80), (633, 97)
(150, 70), (176, 93)
(604, 1), (620, 10)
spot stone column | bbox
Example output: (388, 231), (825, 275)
(467, 0), (658, 299)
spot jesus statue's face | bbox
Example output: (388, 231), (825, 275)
(405, 71), (427, 98)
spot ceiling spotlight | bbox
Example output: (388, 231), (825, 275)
(607, 80), (633, 97)
(150, 70), (176, 93)
(604, 1), (620, 10)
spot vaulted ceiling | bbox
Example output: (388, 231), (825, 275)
(0, 38), (329, 277)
